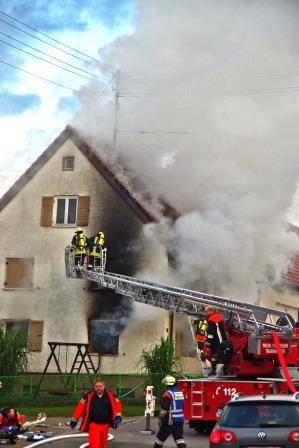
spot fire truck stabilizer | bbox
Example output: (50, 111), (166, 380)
(65, 247), (299, 431)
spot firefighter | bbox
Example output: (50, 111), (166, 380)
(69, 378), (122, 448)
(71, 228), (88, 267)
(88, 231), (105, 269)
(0, 407), (25, 431)
(153, 375), (186, 448)
(194, 317), (208, 361)
(205, 306), (227, 375)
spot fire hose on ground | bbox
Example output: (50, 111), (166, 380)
(25, 433), (114, 448)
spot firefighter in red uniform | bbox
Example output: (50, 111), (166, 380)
(69, 378), (122, 448)
(205, 306), (227, 375)
(0, 407), (24, 431)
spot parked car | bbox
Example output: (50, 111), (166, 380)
(210, 393), (299, 447)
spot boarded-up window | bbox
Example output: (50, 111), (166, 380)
(4, 258), (34, 288)
(40, 197), (54, 226)
(62, 156), (75, 171)
(77, 196), (90, 226)
(5, 320), (43, 352)
(89, 320), (120, 355)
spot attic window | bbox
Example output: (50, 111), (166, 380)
(62, 156), (74, 171)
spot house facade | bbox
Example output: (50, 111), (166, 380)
(0, 126), (182, 373)
(1, 125), (297, 374)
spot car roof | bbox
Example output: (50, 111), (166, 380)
(228, 393), (299, 404)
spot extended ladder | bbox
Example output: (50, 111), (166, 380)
(65, 248), (294, 336)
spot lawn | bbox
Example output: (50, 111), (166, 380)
(20, 403), (144, 417)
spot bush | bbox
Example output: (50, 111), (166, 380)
(0, 329), (30, 376)
(138, 337), (181, 397)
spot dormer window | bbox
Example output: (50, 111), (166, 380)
(62, 156), (75, 171)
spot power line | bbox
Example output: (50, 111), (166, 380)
(0, 9), (100, 63)
(0, 30), (104, 79)
(0, 58), (77, 92)
(0, 17), (91, 64)
(0, 37), (91, 80)
(119, 129), (200, 135)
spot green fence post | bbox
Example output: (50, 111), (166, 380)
(30, 375), (33, 396)
(118, 374), (122, 397)
(74, 375), (77, 394)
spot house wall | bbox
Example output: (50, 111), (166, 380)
(0, 137), (169, 373)
(260, 284), (299, 321)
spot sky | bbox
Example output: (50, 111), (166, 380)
(0, 0), (134, 196)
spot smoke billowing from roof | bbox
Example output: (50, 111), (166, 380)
(73, 0), (299, 300)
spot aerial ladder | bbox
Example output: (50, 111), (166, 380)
(65, 247), (297, 375)
(65, 247), (299, 429)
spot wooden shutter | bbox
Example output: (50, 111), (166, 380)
(77, 196), (90, 226)
(5, 258), (34, 288)
(28, 321), (43, 351)
(40, 196), (54, 226)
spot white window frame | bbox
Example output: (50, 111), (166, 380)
(62, 156), (75, 171)
(53, 196), (78, 227)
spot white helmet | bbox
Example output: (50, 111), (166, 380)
(162, 375), (176, 386)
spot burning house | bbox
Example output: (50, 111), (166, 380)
(0, 125), (199, 373)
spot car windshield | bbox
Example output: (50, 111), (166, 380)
(220, 402), (299, 428)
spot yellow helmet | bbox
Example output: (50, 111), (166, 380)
(97, 231), (104, 237)
(76, 227), (83, 233)
(162, 375), (176, 386)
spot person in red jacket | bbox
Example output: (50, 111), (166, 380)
(0, 407), (25, 431)
(69, 378), (122, 448)
(205, 306), (227, 375)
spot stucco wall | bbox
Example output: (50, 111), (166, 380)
(260, 284), (299, 321)
(0, 137), (169, 373)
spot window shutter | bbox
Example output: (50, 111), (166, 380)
(40, 197), (54, 226)
(77, 196), (90, 226)
(28, 321), (43, 351)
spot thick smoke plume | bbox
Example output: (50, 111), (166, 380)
(73, 0), (299, 300)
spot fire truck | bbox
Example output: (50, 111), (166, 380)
(65, 248), (299, 431)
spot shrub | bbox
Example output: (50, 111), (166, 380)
(138, 336), (181, 397)
(0, 329), (30, 376)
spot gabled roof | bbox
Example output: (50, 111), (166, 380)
(0, 125), (179, 224)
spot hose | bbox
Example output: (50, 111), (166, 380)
(25, 433), (114, 448)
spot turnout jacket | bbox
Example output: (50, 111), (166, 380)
(206, 313), (227, 353)
(72, 390), (122, 431)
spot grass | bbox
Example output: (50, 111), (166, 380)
(19, 403), (144, 418)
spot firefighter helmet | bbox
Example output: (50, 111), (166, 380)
(205, 305), (217, 314)
(97, 231), (104, 237)
(76, 227), (83, 233)
(162, 375), (176, 386)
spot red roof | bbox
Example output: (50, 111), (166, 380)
(286, 252), (299, 286)
(285, 225), (299, 286)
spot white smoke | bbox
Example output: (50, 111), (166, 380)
(72, 0), (299, 300)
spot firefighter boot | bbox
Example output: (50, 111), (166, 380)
(209, 361), (217, 376)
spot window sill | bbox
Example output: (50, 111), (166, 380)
(3, 287), (35, 291)
(52, 224), (77, 228)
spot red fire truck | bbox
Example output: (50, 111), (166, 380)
(65, 247), (299, 431)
